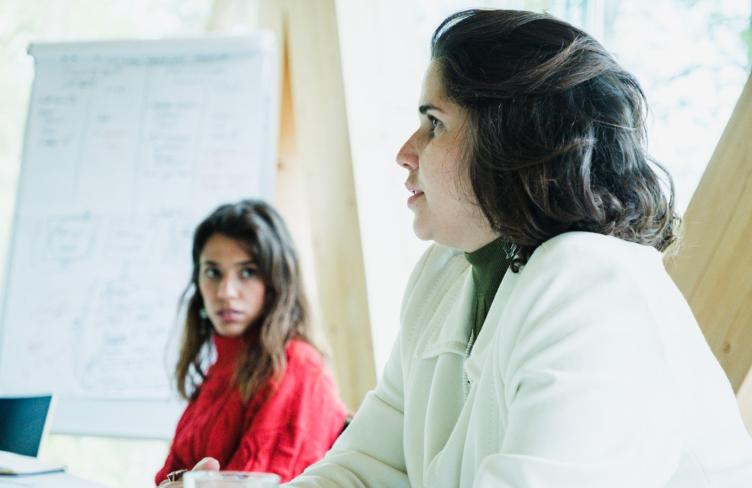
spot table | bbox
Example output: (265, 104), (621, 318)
(0, 472), (105, 487)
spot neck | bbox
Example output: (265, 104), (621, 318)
(213, 333), (248, 368)
(458, 228), (499, 253)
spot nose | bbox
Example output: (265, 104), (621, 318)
(217, 276), (239, 300)
(396, 130), (419, 171)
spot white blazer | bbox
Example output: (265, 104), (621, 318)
(288, 232), (752, 487)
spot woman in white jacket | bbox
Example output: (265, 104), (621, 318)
(173, 8), (752, 488)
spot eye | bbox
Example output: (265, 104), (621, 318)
(427, 115), (444, 136)
(240, 267), (258, 280)
(203, 266), (220, 280)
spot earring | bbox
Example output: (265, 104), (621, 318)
(199, 308), (208, 319)
(504, 242), (518, 260)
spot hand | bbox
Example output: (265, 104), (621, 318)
(158, 457), (221, 487)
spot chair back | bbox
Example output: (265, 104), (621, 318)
(0, 395), (53, 457)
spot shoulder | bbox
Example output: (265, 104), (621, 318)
(502, 232), (670, 357)
(279, 340), (345, 411)
(498, 234), (687, 421)
(512, 231), (666, 306)
(534, 231), (659, 266)
(521, 231), (663, 287)
(284, 339), (326, 373)
(262, 341), (332, 402)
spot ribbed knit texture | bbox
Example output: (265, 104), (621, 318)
(464, 238), (512, 340)
(155, 335), (348, 485)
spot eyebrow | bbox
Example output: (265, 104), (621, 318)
(201, 259), (257, 267)
(419, 104), (445, 114)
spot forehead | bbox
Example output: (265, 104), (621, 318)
(420, 61), (447, 104)
(200, 233), (253, 262)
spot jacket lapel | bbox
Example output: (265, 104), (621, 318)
(464, 267), (520, 383)
(419, 268), (474, 359)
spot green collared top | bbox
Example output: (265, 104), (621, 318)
(464, 237), (513, 342)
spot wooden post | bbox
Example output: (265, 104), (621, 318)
(665, 75), (752, 400)
(258, 0), (376, 411)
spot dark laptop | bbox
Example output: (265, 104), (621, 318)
(0, 395), (54, 457)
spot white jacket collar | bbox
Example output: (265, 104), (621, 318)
(418, 268), (474, 359)
(418, 252), (521, 384)
(464, 267), (520, 382)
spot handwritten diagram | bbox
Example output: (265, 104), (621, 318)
(0, 37), (276, 417)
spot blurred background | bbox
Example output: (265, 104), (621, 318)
(0, 1), (750, 486)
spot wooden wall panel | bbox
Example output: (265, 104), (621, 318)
(665, 75), (752, 394)
(258, 0), (376, 411)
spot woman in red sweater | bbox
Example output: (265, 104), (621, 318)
(155, 200), (348, 486)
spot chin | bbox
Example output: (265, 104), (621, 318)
(412, 218), (433, 242)
(413, 221), (465, 249)
(214, 324), (249, 338)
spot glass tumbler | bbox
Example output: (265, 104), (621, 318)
(183, 471), (281, 488)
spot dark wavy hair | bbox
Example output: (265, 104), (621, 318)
(431, 9), (680, 270)
(175, 199), (315, 401)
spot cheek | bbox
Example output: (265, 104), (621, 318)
(427, 153), (464, 198)
(248, 281), (267, 309)
(439, 146), (472, 202)
(197, 280), (213, 303)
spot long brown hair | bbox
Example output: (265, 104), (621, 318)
(431, 10), (680, 270)
(175, 200), (314, 401)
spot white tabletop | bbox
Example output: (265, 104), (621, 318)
(0, 472), (105, 487)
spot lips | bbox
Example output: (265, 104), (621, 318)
(405, 180), (425, 204)
(217, 309), (243, 322)
(405, 181), (423, 195)
(406, 186), (425, 207)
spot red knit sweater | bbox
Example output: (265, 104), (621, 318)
(155, 336), (348, 485)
